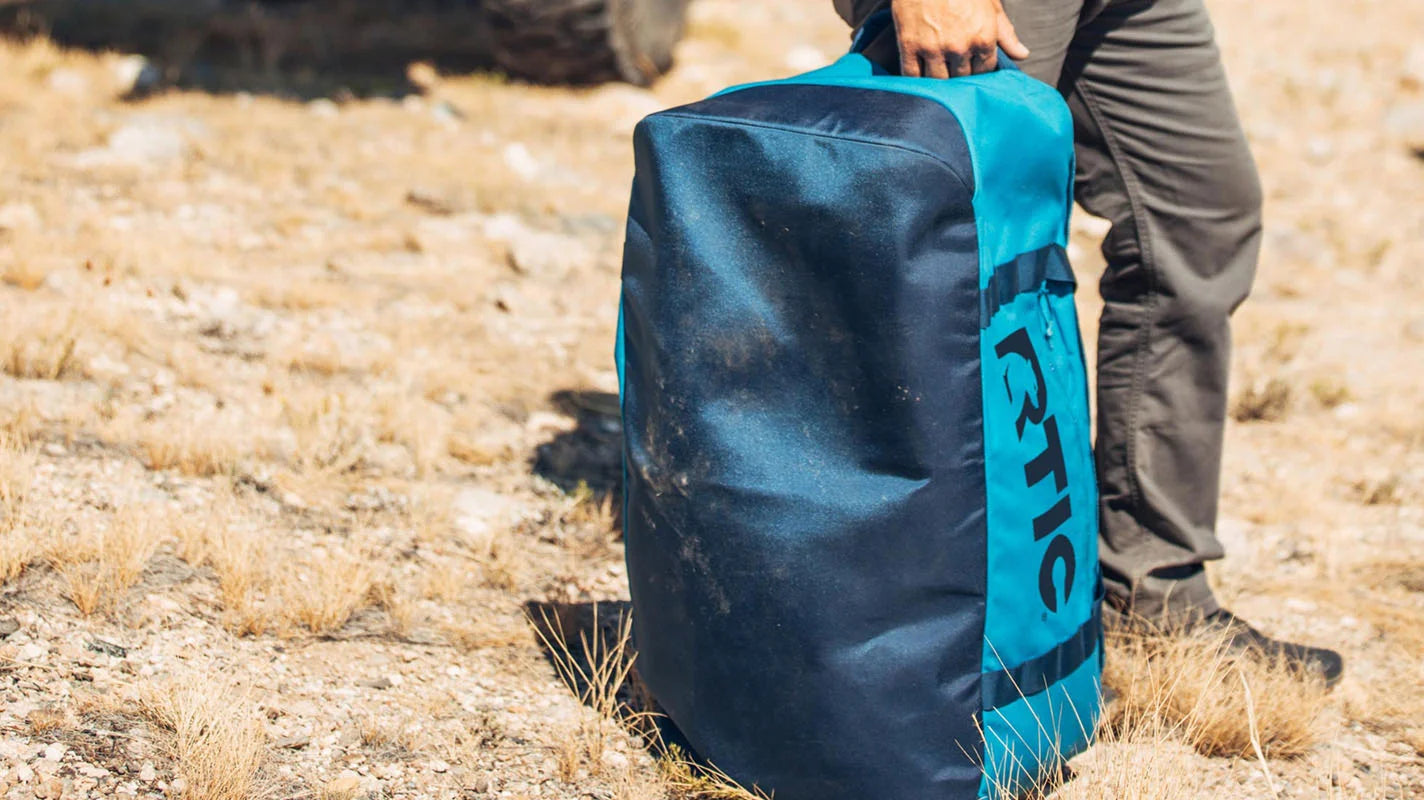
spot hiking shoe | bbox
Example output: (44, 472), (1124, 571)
(1189, 609), (1345, 688)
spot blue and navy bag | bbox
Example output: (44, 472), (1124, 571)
(617, 18), (1102, 800)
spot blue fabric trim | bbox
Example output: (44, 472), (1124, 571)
(980, 244), (1075, 328)
(982, 601), (1100, 712)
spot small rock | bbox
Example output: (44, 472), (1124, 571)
(16, 764), (34, 783)
(0, 201), (40, 230)
(407, 61), (440, 93)
(113, 54), (161, 95)
(1404, 44), (1424, 89)
(45, 67), (90, 95)
(1384, 102), (1424, 152)
(33, 778), (62, 799)
(72, 115), (205, 167)
(17, 642), (44, 662)
(86, 639), (127, 659)
(308, 98), (339, 118)
(0, 618), (18, 638)
(139, 762), (156, 782)
(502, 142), (541, 180)
(325, 774), (361, 797)
(43, 743), (65, 762)
(451, 486), (521, 542)
(429, 759), (450, 773)
(273, 735), (310, 750)
(356, 676), (393, 690)
(432, 100), (464, 123)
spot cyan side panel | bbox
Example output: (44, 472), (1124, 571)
(981, 644), (1103, 795)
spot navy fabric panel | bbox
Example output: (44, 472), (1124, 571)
(981, 602), (1101, 712)
(978, 243), (1075, 328)
(671, 85), (975, 198)
(622, 87), (987, 800)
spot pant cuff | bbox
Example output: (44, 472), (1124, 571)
(1107, 567), (1220, 627)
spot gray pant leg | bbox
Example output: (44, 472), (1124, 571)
(1065, 0), (1259, 620)
(831, 0), (1260, 621)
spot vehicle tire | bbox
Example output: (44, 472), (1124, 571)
(480, 0), (689, 86)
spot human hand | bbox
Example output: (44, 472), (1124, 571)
(890, 0), (1029, 78)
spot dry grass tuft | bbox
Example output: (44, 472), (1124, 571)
(26, 705), (73, 735)
(278, 390), (369, 477)
(51, 505), (167, 616)
(136, 418), (247, 478)
(1102, 625), (1326, 760)
(281, 551), (375, 634)
(0, 434), (40, 582)
(532, 607), (638, 780)
(659, 745), (772, 800)
(1231, 376), (1293, 423)
(137, 678), (267, 800)
(0, 305), (84, 380)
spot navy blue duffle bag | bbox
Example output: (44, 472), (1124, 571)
(616, 21), (1102, 800)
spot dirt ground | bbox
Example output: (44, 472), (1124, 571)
(0, 0), (1420, 798)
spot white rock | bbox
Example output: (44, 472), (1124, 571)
(72, 115), (206, 168)
(1384, 102), (1424, 151)
(0, 202), (40, 230)
(16, 643), (44, 662)
(1404, 44), (1424, 88)
(502, 143), (541, 180)
(139, 762), (156, 782)
(46, 68), (89, 95)
(451, 486), (519, 542)
(42, 743), (65, 762)
(112, 55), (161, 95)
(308, 98), (339, 118)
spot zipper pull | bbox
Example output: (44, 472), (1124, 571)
(1038, 288), (1055, 349)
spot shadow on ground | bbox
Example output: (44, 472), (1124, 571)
(523, 599), (697, 753)
(533, 389), (623, 501)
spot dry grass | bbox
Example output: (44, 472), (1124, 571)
(136, 418), (247, 477)
(280, 550), (375, 635)
(532, 605), (772, 799)
(1102, 626), (1326, 760)
(0, 433), (40, 582)
(0, 304), (83, 380)
(277, 389), (369, 477)
(51, 505), (167, 616)
(532, 607), (638, 780)
(1231, 376), (1293, 423)
(658, 746), (772, 800)
(137, 677), (267, 800)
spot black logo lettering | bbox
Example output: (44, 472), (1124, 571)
(994, 328), (1047, 438)
(995, 326), (1076, 613)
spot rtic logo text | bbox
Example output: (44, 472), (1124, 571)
(995, 327), (1076, 613)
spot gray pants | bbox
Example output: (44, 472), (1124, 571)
(837, 0), (1262, 620)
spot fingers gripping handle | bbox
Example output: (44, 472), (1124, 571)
(849, 8), (1021, 73)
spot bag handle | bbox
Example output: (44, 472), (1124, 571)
(851, 8), (1020, 73)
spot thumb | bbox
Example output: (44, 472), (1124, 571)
(997, 13), (1031, 60)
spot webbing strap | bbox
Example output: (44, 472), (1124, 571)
(979, 243), (1075, 329)
(982, 601), (1101, 712)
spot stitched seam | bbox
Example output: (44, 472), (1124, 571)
(1075, 80), (1159, 556)
(652, 111), (976, 199)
